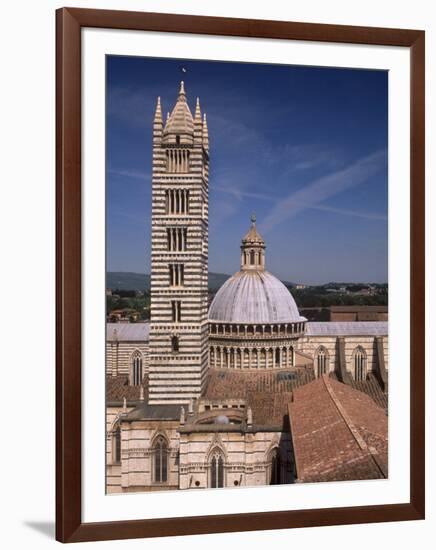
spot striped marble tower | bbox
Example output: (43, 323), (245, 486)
(148, 82), (210, 404)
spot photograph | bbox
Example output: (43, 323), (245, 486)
(105, 55), (389, 493)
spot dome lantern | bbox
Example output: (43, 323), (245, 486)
(240, 214), (266, 271)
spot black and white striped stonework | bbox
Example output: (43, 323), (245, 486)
(148, 84), (210, 404)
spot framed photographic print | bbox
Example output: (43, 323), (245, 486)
(56, 7), (425, 543)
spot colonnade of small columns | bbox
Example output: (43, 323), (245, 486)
(167, 227), (187, 251)
(209, 322), (305, 338)
(209, 345), (295, 370)
(166, 148), (190, 173)
(165, 189), (189, 215)
(241, 248), (264, 268)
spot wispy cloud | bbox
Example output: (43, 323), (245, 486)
(214, 184), (387, 222)
(214, 182), (387, 223)
(256, 149), (387, 233)
(210, 184), (274, 203)
(292, 201), (387, 221)
(108, 168), (151, 181)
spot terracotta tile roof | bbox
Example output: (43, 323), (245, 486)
(205, 368), (315, 427)
(106, 373), (149, 404)
(330, 372), (388, 411)
(289, 376), (388, 483)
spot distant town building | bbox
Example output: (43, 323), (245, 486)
(330, 305), (388, 322)
(108, 308), (140, 323)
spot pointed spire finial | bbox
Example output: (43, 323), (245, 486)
(179, 80), (186, 95)
(202, 113), (209, 150)
(154, 96), (163, 123)
(251, 213), (256, 225)
(194, 97), (202, 126)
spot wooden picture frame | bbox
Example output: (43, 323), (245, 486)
(56, 7), (425, 543)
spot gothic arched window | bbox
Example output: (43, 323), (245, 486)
(131, 351), (143, 386)
(153, 436), (168, 483)
(275, 347), (280, 366)
(113, 427), (121, 464)
(269, 447), (282, 485)
(209, 449), (224, 488)
(353, 346), (367, 381)
(316, 346), (328, 377)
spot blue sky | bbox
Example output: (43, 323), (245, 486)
(107, 56), (388, 284)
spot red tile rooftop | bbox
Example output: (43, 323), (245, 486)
(289, 375), (388, 483)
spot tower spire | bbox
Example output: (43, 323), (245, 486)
(162, 82), (194, 144)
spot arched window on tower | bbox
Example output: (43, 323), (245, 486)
(175, 135), (180, 145)
(250, 249), (255, 265)
(353, 346), (367, 381)
(209, 449), (225, 488)
(131, 351), (143, 386)
(153, 436), (168, 483)
(275, 347), (280, 367)
(316, 346), (328, 377)
(171, 335), (179, 352)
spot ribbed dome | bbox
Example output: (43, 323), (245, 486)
(209, 270), (305, 324)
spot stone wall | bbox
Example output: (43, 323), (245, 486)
(105, 340), (150, 379)
(298, 334), (389, 378)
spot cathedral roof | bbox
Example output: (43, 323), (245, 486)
(289, 376), (388, 482)
(306, 321), (388, 336)
(107, 322), (150, 342)
(209, 270), (305, 324)
(205, 367), (315, 427)
(163, 81), (194, 138)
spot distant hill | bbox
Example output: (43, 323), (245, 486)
(107, 271), (231, 292)
(208, 272), (231, 291)
(107, 271), (295, 292)
(107, 272), (150, 291)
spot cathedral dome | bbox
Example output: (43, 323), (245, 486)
(209, 216), (305, 325)
(209, 270), (304, 324)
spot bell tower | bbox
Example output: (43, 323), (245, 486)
(148, 82), (210, 404)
